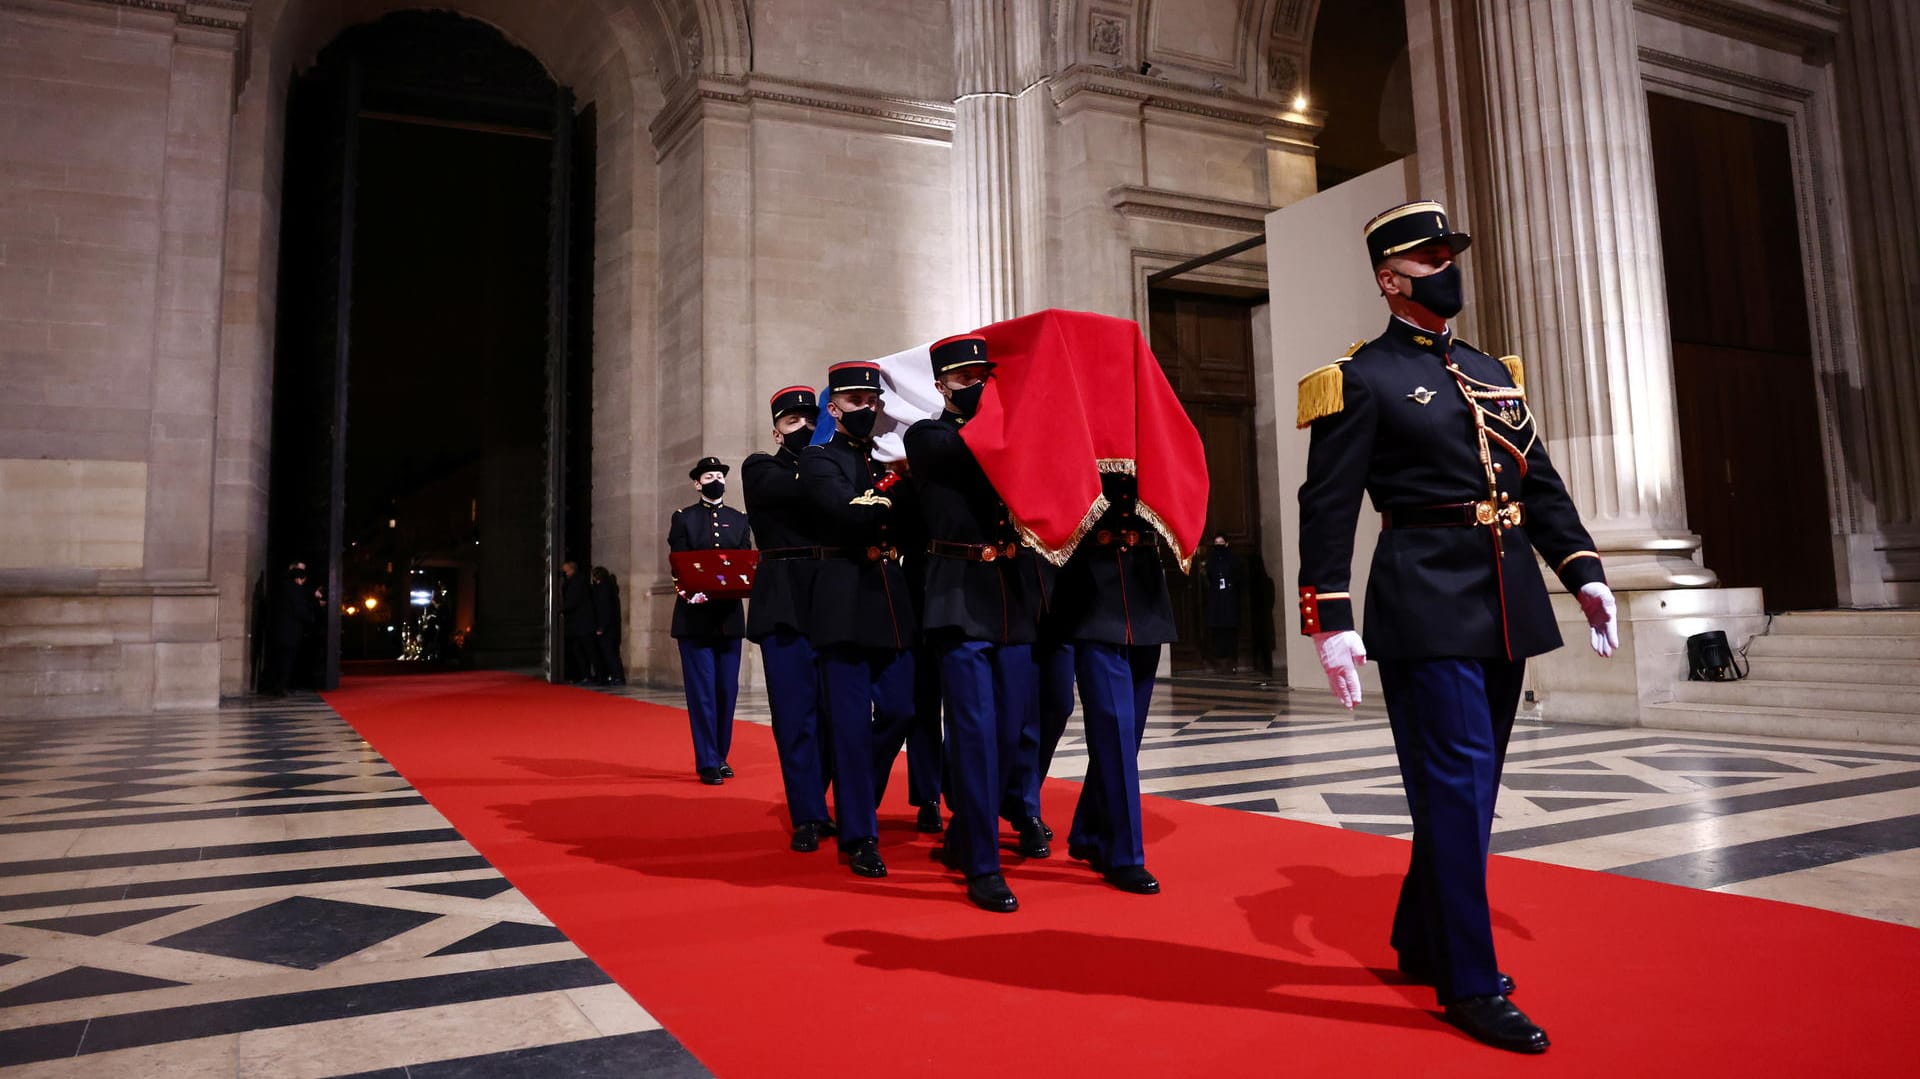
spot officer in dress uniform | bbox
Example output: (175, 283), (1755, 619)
(669, 456), (754, 786)
(1053, 471), (1175, 896)
(1296, 201), (1620, 1053)
(801, 361), (919, 878)
(904, 334), (1048, 913)
(742, 387), (839, 852)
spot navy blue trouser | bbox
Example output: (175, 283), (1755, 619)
(1005, 638), (1075, 820)
(820, 645), (916, 847)
(1378, 656), (1526, 1003)
(939, 640), (1036, 878)
(759, 630), (831, 828)
(678, 637), (741, 770)
(905, 645), (945, 811)
(1067, 642), (1159, 870)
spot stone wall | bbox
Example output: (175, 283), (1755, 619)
(0, 0), (243, 717)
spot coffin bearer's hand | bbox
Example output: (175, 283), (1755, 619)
(1313, 629), (1368, 709)
(1577, 582), (1618, 658)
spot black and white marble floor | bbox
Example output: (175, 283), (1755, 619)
(2, 674), (1916, 1076)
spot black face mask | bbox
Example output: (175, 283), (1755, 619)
(839, 407), (877, 441)
(780, 426), (815, 454)
(700, 480), (725, 501)
(948, 382), (985, 420)
(1404, 263), (1464, 319)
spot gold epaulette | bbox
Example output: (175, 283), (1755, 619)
(1296, 355), (1353, 429)
(1499, 354), (1525, 391)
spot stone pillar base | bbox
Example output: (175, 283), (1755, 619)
(0, 586), (222, 718)
(1527, 586), (1767, 727)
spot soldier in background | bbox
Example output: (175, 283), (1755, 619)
(669, 456), (752, 786)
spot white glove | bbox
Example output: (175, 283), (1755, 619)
(1313, 629), (1368, 710)
(687, 591), (710, 605)
(1576, 582), (1618, 658)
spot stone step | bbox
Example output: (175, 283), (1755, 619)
(1642, 702), (1920, 747)
(1747, 635), (1920, 661)
(1768, 610), (1920, 636)
(1669, 679), (1920, 716)
(1746, 657), (1920, 687)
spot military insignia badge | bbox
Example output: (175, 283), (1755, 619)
(1407, 386), (1436, 405)
(1412, 334), (1434, 347)
(1498, 398), (1525, 426)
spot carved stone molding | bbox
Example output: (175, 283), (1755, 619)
(1107, 185), (1276, 232)
(1052, 63), (1322, 136)
(650, 73), (956, 156)
(1634, 0), (1842, 57)
(1090, 12), (1124, 56)
(1637, 46), (1813, 101)
(60, 0), (251, 31)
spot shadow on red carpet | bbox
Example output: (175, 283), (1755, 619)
(325, 670), (1920, 1078)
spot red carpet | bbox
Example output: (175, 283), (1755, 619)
(326, 671), (1920, 1077)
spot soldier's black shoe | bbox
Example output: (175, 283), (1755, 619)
(845, 839), (887, 878)
(916, 805), (944, 833)
(1038, 817), (1055, 840)
(697, 767), (724, 785)
(1102, 865), (1160, 894)
(818, 819), (839, 838)
(966, 872), (1018, 913)
(1443, 996), (1549, 1054)
(790, 822), (824, 853)
(718, 762), (735, 779)
(1016, 817), (1052, 858)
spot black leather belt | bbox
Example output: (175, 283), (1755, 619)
(1381, 500), (1526, 529)
(929, 539), (1020, 562)
(759, 546), (827, 560)
(825, 545), (899, 562)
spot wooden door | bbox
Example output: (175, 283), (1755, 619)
(1648, 93), (1836, 611)
(1147, 290), (1271, 672)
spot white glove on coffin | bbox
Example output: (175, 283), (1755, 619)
(1576, 582), (1619, 658)
(1313, 629), (1368, 710)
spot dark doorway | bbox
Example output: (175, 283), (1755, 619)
(1308, 0), (1415, 191)
(1147, 288), (1275, 674)
(266, 12), (594, 688)
(1647, 93), (1835, 612)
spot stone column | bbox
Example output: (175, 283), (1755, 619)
(1835, 0), (1920, 598)
(951, 0), (1047, 325)
(1469, 0), (1709, 590)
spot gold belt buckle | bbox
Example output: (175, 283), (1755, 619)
(865, 545), (883, 561)
(979, 545), (997, 562)
(1497, 503), (1524, 528)
(1001, 543), (1019, 560)
(1473, 501), (1498, 526)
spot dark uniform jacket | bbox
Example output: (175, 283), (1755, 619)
(1048, 472), (1177, 647)
(904, 414), (1041, 646)
(270, 575), (319, 645)
(799, 432), (917, 651)
(741, 446), (820, 641)
(562, 571), (595, 636)
(1203, 547), (1243, 629)
(668, 500), (752, 640)
(1297, 317), (1606, 661)
(590, 576), (622, 640)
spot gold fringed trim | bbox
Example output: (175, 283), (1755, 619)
(1296, 362), (1347, 429)
(1096, 458), (1136, 474)
(1500, 354), (1525, 392)
(1134, 500), (1193, 574)
(1014, 494), (1113, 568)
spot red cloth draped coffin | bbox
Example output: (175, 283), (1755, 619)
(958, 309), (1208, 570)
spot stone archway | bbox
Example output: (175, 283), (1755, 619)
(212, 0), (752, 694)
